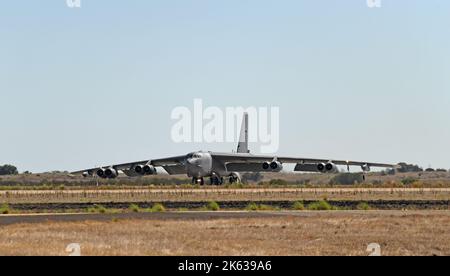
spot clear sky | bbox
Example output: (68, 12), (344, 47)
(1, 0), (449, 172)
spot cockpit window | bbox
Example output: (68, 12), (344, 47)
(187, 152), (201, 159)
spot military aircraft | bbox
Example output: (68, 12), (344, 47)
(71, 113), (397, 185)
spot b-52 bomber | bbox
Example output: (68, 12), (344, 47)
(72, 113), (397, 185)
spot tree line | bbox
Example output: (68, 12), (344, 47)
(0, 164), (19, 176)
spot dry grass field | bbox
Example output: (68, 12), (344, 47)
(1, 211), (449, 256)
(2, 188), (450, 205)
(1, 171), (450, 188)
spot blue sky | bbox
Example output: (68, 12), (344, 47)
(1, 0), (449, 172)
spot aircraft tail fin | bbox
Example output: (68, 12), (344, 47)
(237, 113), (250, 153)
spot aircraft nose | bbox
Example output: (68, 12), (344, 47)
(187, 158), (200, 166)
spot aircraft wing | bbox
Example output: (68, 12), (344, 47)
(71, 155), (187, 176)
(211, 152), (397, 170)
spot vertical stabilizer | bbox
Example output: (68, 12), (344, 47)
(237, 113), (250, 153)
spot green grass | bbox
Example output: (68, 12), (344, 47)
(292, 201), (305, 211)
(206, 201), (220, 211)
(356, 202), (371, 211)
(150, 203), (166, 213)
(129, 204), (140, 213)
(307, 200), (334, 211)
(246, 203), (259, 211)
(87, 204), (107, 214)
(245, 203), (279, 211)
(0, 204), (10, 214)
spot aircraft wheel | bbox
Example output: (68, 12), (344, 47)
(210, 175), (221, 186)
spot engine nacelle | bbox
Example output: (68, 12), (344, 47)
(134, 165), (145, 175)
(262, 161), (283, 172)
(317, 163), (326, 173)
(96, 168), (106, 178)
(270, 161), (283, 172)
(325, 162), (338, 173)
(134, 164), (157, 175)
(104, 168), (118, 179)
(262, 162), (271, 170)
(318, 163), (338, 173)
(143, 165), (157, 175)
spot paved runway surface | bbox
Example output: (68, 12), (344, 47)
(1, 210), (445, 226)
(0, 211), (289, 226)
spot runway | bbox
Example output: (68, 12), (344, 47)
(0, 211), (288, 226)
(1, 210), (447, 226)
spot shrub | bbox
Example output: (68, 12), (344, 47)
(129, 204), (140, 213)
(246, 203), (259, 211)
(206, 201), (220, 211)
(292, 201), (305, 211)
(151, 203), (166, 213)
(88, 204), (107, 213)
(245, 203), (277, 211)
(307, 200), (333, 211)
(0, 204), (10, 214)
(357, 202), (371, 211)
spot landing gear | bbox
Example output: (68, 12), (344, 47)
(228, 172), (242, 184)
(210, 175), (224, 186)
(192, 177), (205, 186)
(229, 175), (239, 184)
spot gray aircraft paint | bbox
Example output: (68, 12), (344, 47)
(72, 114), (398, 184)
(236, 112), (249, 154)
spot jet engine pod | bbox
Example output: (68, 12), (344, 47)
(143, 164), (157, 175)
(134, 165), (145, 175)
(262, 162), (271, 170)
(325, 162), (338, 173)
(96, 168), (106, 178)
(104, 168), (118, 179)
(270, 161), (283, 172)
(317, 163), (326, 173)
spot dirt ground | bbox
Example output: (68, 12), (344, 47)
(0, 211), (449, 256)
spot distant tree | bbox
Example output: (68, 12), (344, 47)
(436, 169), (447, 173)
(397, 163), (423, 173)
(387, 169), (396, 175)
(0, 165), (19, 176)
(425, 168), (435, 172)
